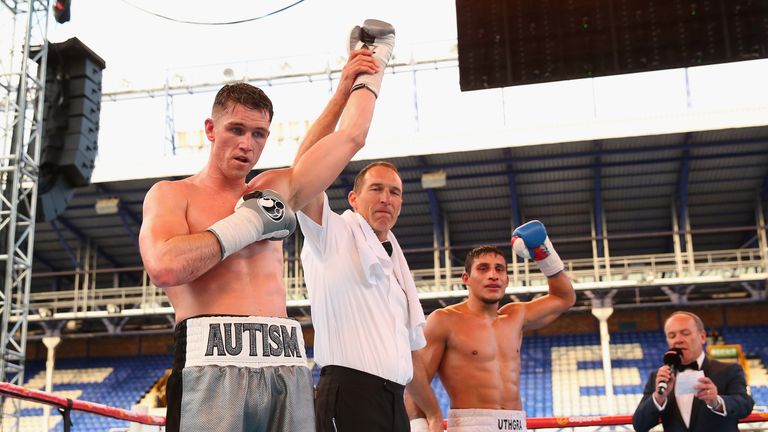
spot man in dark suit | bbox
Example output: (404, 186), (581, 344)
(632, 311), (754, 432)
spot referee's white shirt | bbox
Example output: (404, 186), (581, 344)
(297, 194), (426, 386)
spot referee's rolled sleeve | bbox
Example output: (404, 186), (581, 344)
(410, 325), (426, 351)
(297, 193), (331, 255)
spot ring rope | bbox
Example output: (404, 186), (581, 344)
(0, 382), (165, 426)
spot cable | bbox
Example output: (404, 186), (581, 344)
(118, 0), (306, 25)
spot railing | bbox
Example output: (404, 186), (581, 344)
(16, 247), (768, 322)
(411, 247), (767, 294)
(3, 381), (768, 431)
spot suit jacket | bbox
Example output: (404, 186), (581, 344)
(632, 357), (754, 432)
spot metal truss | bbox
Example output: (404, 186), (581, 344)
(101, 54), (459, 101)
(0, 0), (49, 430)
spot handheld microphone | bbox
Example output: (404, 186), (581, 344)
(657, 347), (683, 395)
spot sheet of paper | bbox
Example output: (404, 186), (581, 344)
(675, 370), (704, 395)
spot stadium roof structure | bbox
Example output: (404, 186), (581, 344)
(25, 124), (768, 336)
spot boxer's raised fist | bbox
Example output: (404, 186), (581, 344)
(511, 220), (564, 277)
(349, 19), (395, 98)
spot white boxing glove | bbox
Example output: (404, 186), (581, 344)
(208, 189), (296, 260)
(349, 19), (395, 97)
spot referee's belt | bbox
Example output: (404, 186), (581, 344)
(320, 365), (405, 391)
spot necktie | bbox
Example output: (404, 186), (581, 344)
(382, 241), (393, 256)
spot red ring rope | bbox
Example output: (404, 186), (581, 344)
(0, 382), (165, 426)
(3, 381), (767, 429)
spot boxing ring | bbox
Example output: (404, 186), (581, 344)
(2, 382), (767, 431)
(0, 382), (164, 431)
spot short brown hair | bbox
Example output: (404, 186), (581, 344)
(353, 161), (400, 192)
(464, 246), (506, 274)
(212, 83), (274, 121)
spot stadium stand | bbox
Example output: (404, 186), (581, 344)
(427, 325), (768, 420)
(12, 356), (171, 431)
(10, 324), (767, 430)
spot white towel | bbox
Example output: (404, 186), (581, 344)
(340, 210), (426, 333)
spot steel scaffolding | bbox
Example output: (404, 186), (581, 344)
(0, 0), (49, 430)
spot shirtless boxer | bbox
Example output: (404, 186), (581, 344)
(408, 221), (576, 432)
(138, 19), (395, 432)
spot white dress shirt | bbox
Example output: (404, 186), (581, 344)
(297, 194), (426, 385)
(654, 351), (727, 426)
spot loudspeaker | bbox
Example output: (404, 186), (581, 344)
(49, 40), (105, 187)
(37, 175), (76, 223)
(34, 37), (106, 222)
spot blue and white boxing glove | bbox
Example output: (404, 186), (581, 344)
(511, 220), (564, 277)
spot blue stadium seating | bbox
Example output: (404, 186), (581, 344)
(430, 325), (767, 418)
(20, 355), (172, 431)
(16, 324), (767, 430)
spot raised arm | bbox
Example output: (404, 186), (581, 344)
(138, 181), (221, 287)
(291, 49), (378, 222)
(284, 20), (394, 214)
(506, 220), (576, 330)
(292, 49), (377, 166)
(513, 272), (574, 331)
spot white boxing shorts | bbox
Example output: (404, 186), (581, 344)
(166, 315), (314, 432)
(447, 409), (527, 432)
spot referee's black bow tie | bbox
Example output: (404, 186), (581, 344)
(382, 241), (393, 256)
(679, 362), (699, 371)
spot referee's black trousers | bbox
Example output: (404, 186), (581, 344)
(315, 365), (410, 432)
